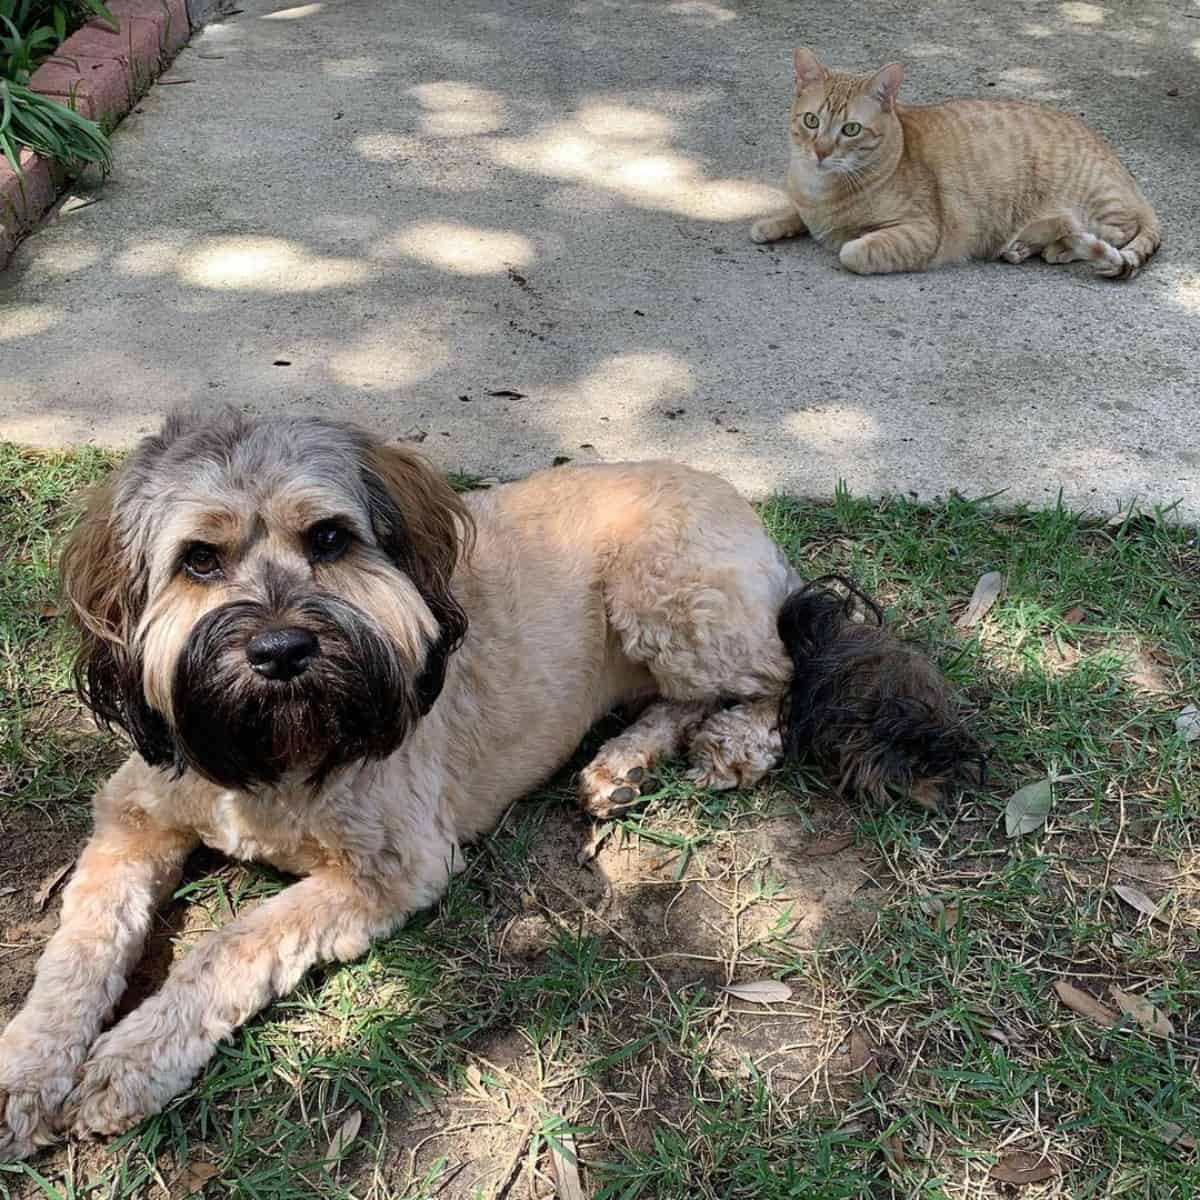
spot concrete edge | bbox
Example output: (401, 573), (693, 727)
(0, 0), (191, 270)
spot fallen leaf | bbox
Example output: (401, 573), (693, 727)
(1062, 605), (1087, 625)
(33, 861), (72, 911)
(173, 1161), (220, 1197)
(989, 1152), (1055, 1185)
(38, 602), (60, 620)
(5, 913), (57, 941)
(486, 389), (527, 400)
(1113, 884), (1165, 923)
(1107, 504), (1144, 527)
(1005, 779), (1053, 837)
(803, 832), (854, 856)
(723, 979), (792, 1004)
(942, 903), (960, 932)
(323, 1109), (362, 1167)
(1110, 987), (1175, 1038)
(884, 1134), (907, 1168)
(1176, 705), (1200, 742)
(549, 1131), (585, 1200)
(1160, 1122), (1197, 1152)
(1053, 980), (1119, 1028)
(847, 1031), (880, 1082)
(955, 571), (1004, 629)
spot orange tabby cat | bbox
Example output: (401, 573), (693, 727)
(751, 48), (1161, 279)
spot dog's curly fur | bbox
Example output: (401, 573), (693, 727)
(0, 409), (972, 1159)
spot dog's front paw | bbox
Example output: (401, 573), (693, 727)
(66, 1020), (194, 1141)
(0, 1029), (86, 1160)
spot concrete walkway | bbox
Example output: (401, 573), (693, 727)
(1, 0), (1197, 518)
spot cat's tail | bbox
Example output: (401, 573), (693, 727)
(1084, 209), (1163, 280)
(776, 577), (980, 805)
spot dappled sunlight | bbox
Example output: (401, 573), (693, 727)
(373, 220), (533, 276)
(1059, 1), (1106, 24)
(260, 2), (322, 19)
(113, 237), (186, 278)
(1168, 273), (1200, 314)
(31, 243), (102, 274)
(784, 408), (880, 450)
(490, 104), (779, 220)
(322, 56), (382, 80)
(556, 351), (696, 412)
(0, 304), (61, 341)
(408, 81), (509, 137)
(996, 65), (1067, 100)
(327, 320), (449, 390)
(667, 0), (736, 25)
(179, 236), (369, 292)
(352, 131), (423, 163)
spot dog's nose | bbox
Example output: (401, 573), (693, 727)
(246, 627), (319, 681)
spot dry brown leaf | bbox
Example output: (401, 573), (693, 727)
(549, 1131), (586, 1200)
(803, 832), (854, 857)
(1177, 705), (1200, 742)
(885, 1134), (907, 1168)
(1110, 987), (1175, 1038)
(1160, 1123), (1197, 1152)
(37, 602), (60, 620)
(1053, 980), (1119, 1028)
(1113, 884), (1164, 923)
(723, 980), (792, 1004)
(942, 904), (960, 932)
(848, 1030), (880, 1082)
(989, 1152), (1055, 1184)
(33, 861), (72, 911)
(955, 571), (1004, 629)
(323, 1109), (362, 1167)
(5, 913), (57, 941)
(1062, 605), (1087, 625)
(173, 1161), (220, 1197)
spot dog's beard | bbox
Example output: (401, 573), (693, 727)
(171, 595), (422, 790)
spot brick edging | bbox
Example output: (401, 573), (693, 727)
(0, 0), (191, 269)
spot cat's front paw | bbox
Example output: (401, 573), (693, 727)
(750, 216), (801, 244)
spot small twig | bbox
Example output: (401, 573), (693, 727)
(494, 1121), (534, 1199)
(157, 77), (196, 84)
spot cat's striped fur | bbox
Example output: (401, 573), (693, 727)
(752, 49), (1161, 279)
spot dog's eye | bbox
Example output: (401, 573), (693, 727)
(310, 523), (351, 563)
(183, 544), (222, 580)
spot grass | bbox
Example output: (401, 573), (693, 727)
(0, 447), (1197, 1199)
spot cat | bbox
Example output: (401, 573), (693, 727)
(750, 48), (1161, 279)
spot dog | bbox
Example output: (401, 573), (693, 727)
(0, 408), (973, 1159)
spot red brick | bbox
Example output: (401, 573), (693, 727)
(0, 148), (56, 265)
(107, 0), (190, 56)
(61, 15), (161, 78)
(30, 56), (134, 122)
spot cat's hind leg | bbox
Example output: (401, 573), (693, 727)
(750, 207), (808, 244)
(1000, 216), (1071, 265)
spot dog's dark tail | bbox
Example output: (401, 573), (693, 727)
(777, 576), (979, 804)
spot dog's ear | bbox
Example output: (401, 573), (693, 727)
(59, 477), (175, 767)
(361, 441), (475, 712)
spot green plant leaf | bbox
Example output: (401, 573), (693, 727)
(1005, 778), (1052, 837)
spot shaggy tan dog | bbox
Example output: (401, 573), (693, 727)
(0, 409), (972, 1158)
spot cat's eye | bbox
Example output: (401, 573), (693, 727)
(183, 544), (222, 580)
(801, 111), (819, 129)
(841, 121), (862, 137)
(309, 522), (351, 564)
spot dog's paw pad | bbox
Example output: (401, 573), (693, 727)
(624, 767), (644, 784)
(608, 785), (638, 807)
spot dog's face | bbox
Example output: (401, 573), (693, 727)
(60, 409), (472, 790)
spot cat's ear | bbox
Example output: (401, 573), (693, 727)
(793, 47), (827, 92)
(866, 62), (904, 109)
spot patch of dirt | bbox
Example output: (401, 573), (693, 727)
(0, 805), (88, 1022)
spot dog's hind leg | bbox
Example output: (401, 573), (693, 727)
(580, 699), (711, 818)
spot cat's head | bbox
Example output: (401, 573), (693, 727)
(788, 48), (904, 178)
